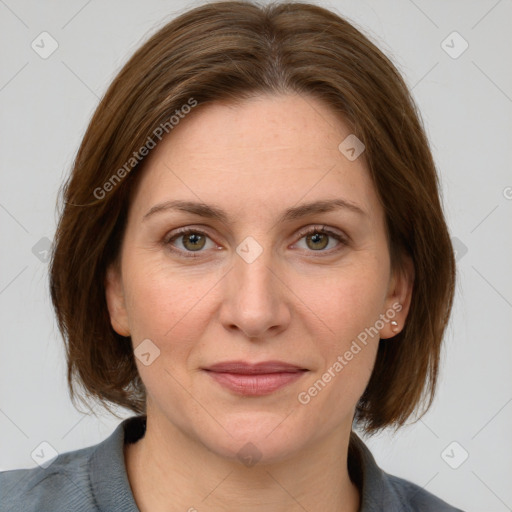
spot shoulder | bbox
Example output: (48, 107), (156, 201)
(0, 416), (144, 512)
(385, 473), (465, 511)
(348, 431), (466, 512)
(0, 444), (99, 512)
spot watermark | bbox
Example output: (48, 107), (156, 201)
(503, 186), (512, 200)
(134, 338), (161, 366)
(237, 441), (263, 467)
(32, 236), (52, 263)
(441, 31), (469, 60)
(338, 134), (365, 161)
(31, 31), (59, 59)
(93, 97), (198, 200)
(451, 236), (468, 262)
(31, 441), (59, 469)
(297, 302), (402, 405)
(441, 441), (469, 469)
(236, 236), (264, 264)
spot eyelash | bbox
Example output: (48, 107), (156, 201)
(164, 225), (348, 259)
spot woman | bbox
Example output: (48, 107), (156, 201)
(0, 1), (463, 510)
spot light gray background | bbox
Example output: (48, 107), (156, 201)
(1, 1), (511, 511)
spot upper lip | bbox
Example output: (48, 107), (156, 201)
(203, 360), (308, 374)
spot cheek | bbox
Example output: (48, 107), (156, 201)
(122, 262), (219, 407)
(301, 262), (389, 346)
(294, 261), (387, 406)
(295, 277), (382, 429)
(122, 258), (220, 352)
(123, 247), (389, 352)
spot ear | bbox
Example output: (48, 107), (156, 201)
(380, 255), (414, 339)
(104, 263), (130, 337)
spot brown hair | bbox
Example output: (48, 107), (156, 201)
(50, 0), (455, 434)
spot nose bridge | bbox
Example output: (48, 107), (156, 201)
(235, 247), (275, 302)
(220, 236), (289, 338)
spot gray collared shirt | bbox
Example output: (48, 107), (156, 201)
(0, 415), (464, 511)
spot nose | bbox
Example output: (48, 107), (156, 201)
(218, 248), (291, 340)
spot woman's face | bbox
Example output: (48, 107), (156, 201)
(106, 93), (411, 463)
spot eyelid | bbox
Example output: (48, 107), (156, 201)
(294, 224), (350, 245)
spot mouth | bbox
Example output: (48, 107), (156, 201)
(202, 360), (309, 396)
(203, 360), (308, 374)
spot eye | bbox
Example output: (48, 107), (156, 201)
(164, 225), (348, 259)
(294, 225), (348, 255)
(165, 228), (217, 258)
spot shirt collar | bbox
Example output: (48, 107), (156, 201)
(88, 415), (143, 512)
(348, 431), (404, 511)
(88, 415), (399, 512)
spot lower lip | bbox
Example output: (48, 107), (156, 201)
(204, 371), (307, 396)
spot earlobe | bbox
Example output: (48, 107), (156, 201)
(380, 256), (414, 339)
(104, 263), (131, 337)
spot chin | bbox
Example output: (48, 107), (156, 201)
(198, 412), (309, 466)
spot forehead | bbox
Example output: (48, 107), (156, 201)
(129, 93), (382, 224)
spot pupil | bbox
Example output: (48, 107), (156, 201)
(187, 233), (203, 249)
(309, 232), (327, 249)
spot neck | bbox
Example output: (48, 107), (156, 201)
(124, 414), (360, 512)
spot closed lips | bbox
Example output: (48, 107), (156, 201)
(203, 361), (308, 374)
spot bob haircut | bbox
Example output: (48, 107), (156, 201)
(50, 0), (455, 434)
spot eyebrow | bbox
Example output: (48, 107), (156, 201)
(142, 198), (367, 224)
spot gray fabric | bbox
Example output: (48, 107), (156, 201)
(0, 415), (464, 511)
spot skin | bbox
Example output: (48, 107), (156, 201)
(105, 93), (413, 512)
